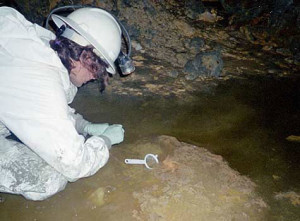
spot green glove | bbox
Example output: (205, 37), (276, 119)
(84, 123), (109, 136)
(101, 124), (124, 145)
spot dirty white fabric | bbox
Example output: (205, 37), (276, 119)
(0, 126), (68, 201)
(0, 7), (110, 200)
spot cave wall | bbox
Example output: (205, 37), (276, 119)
(2, 0), (299, 70)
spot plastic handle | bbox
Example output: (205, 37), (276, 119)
(124, 159), (145, 165)
(124, 154), (159, 169)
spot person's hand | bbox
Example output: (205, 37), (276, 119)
(84, 123), (109, 136)
(101, 124), (124, 145)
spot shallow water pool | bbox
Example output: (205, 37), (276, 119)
(0, 75), (299, 220)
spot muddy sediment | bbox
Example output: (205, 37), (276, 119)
(83, 135), (269, 220)
(130, 136), (268, 220)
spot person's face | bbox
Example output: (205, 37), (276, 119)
(69, 60), (96, 87)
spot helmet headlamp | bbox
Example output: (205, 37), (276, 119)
(45, 5), (135, 76)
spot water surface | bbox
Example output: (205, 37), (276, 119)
(0, 75), (299, 220)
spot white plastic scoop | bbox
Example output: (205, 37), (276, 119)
(124, 154), (159, 169)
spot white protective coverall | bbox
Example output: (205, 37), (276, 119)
(0, 7), (110, 200)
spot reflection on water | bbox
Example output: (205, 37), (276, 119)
(0, 76), (299, 220)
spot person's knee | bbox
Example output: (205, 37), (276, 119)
(22, 174), (68, 201)
(0, 143), (68, 201)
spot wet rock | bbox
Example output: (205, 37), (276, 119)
(276, 48), (292, 57)
(239, 26), (256, 42)
(167, 69), (179, 78)
(198, 10), (223, 23)
(174, 53), (188, 67)
(286, 135), (300, 143)
(173, 19), (195, 37)
(131, 41), (143, 51)
(274, 191), (300, 206)
(185, 37), (205, 53)
(142, 0), (157, 16)
(184, 0), (206, 20)
(269, 0), (294, 28)
(184, 50), (223, 80)
(293, 53), (300, 66)
(221, 0), (299, 55)
(289, 37), (300, 57)
(131, 135), (268, 220)
(121, 0), (134, 7)
(267, 69), (278, 74)
(121, 21), (141, 40)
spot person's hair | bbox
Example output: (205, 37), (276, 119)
(50, 36), (109, 92)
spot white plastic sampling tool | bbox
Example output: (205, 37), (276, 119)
(125, 154), (159, 169)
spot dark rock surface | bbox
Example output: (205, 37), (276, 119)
(2, 0), (299, 99)
(184, 50), (223, 80)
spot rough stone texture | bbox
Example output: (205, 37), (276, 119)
(274, 191), (300, 206)
(184, 50), (223, 80)
(4, 0), (299, 97)
(130, 135), (268, 221)
(220, 0), (300, 56)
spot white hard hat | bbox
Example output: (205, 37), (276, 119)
(51, 8), (122, 74)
